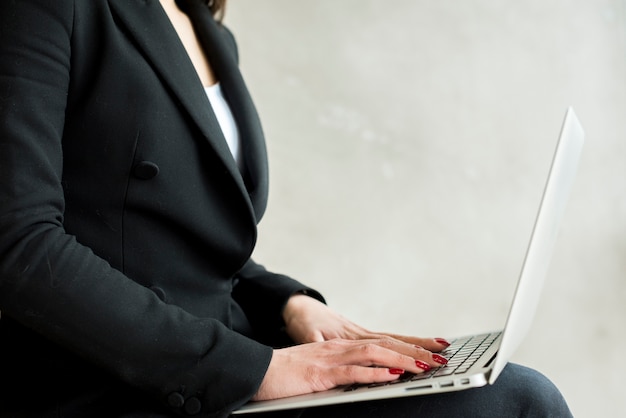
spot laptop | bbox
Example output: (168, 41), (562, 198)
(234, 107), (585, 414)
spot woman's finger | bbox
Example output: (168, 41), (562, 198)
(364, 332), (451, 353)
(340, 333), (450, 367)
(336, 338), (448, 373)
(329, 364), (408, 387)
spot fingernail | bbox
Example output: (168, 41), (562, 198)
(389, 368), (405, 375)
(435, 338), (451, 347)
(415, 360), (431, 371)
(432, 354), (448, 365)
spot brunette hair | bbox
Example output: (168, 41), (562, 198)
(209, 0), (227, 21)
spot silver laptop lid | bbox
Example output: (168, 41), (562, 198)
(489, 107), (584, 384)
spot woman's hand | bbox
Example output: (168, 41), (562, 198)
(283, 294), (450, 352)
(253, 336), (442, 401)
(252, 294), (451, 401)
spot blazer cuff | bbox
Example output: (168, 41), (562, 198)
(232, 259), (325, 346)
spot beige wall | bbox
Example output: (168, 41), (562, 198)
(226, 1), (626, 416)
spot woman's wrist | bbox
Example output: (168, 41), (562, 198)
(283, 293), (315, 325)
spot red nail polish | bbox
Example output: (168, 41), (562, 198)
(415, 360), (431, 371)
(389, 368), (405, 375)
(432, 354), (448, 365)
(435, 338), (451, 347)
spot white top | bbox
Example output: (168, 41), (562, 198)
(204, 83), (243, 170)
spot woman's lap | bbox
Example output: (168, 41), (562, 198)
(277, 364), (573, 418)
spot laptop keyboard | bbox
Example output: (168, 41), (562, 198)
(344, 332), (501, 391)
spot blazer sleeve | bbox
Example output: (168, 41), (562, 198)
(233, 259), (326, 346)
(0, 2), (269, 416)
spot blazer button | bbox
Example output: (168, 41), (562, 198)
(133, 161), (160, 180)
(167, 392), (185, 408)
(184, 397), (202, 415)
(149, 286), (167, 302)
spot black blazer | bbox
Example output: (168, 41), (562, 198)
(0, 1), (321, 417)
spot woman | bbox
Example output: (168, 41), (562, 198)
(0, 0), (572, 416)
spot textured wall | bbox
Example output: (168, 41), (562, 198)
(226, 1), (626, 416)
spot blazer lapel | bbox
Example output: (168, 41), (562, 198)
(108, 0), (262, 218)
(212, 31), (270, 223)
(173, 0), (269, 222)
